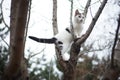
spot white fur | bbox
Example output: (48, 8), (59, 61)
(73, 13), (84, 37)
(55, 29), (73, 54)
(55, 11), (84, 54)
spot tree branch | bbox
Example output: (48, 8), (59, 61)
(23, 0), (32, 56)
(84, 0), (91, 20)
(0, 37), (9, 47)
(0, 0), (9, 29)
(52, 0), (58, 35)
(75, 0), (108, 46)
(52, 0), (67, 72)
(111, 14), (120, 68)
(70, 0), (76, 39)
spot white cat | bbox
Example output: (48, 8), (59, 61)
(29, 9), (84, 54)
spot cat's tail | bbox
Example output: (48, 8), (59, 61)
(29, 36), (57, 44)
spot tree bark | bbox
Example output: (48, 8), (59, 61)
(3, 0), (29, 80)
(52, 0), (58, 35)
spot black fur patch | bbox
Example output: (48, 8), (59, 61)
(65, 28), (71, 33)
(58, 41), (63, 44)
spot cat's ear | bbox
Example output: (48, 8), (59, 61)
(75, 9), (80, 16)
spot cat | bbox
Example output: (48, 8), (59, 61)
(29, 9), (84, 54)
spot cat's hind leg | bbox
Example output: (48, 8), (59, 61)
(55, 41), (63, 52)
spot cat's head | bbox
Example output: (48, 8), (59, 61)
(74, 9), (84, 23)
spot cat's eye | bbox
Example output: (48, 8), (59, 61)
(78, 15), (81, 18)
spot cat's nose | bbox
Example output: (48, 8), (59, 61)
(80, 19), (84, 22)
(82, 16), (85, 19)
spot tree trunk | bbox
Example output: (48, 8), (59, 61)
(3, 0), (29, 80)
(62, 43), (79, 80)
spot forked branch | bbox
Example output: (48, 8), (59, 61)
(59, 0), (108, 80)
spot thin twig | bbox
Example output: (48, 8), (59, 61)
(0, 37), (9, 46)
(89, 6), (93, 18)
(89, 0), (103, 19)
(90, 0), (101, 6)
(52, 0), (58, 35)
(52, 0), (61, 60)
(28, 48), (45, 60)
(84, 0), (91, 20)
(0, 0), (10, 47)
(111, 14), (120, 68)
(0, 0), (9, 29)
(70, 0), (76, 39)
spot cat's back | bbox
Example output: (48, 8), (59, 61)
(55, 29), (73, 43)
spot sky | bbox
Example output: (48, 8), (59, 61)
(1, 0), (120, 68)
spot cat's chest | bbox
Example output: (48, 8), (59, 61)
(74, 23), (83, 31)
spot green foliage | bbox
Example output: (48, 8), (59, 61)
(0, 45), (8, 75)
(0, 11), (9, 75)
(40, 64), (59, 80)
(76, 54), (100, 80)
(27, 51), (60, 80)
(84, 73), (96, 80)
(0, 15), (9, 80)
(29, 61), (59, 80)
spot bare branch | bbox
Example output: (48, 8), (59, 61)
(0, 0), (9, 29)
(111, 14), (120, 68)
(27, 48), (45, 61)
(76, 0), (108, 46)
(52, 0), (58, 35)
(90, 0), (101, 6)
(84, 0), (91, 19)
(52, 0), (67, 71)
(52, 0), (61, 60)
(70, 0), (76, 39)
(0, 37), (9, 47)
(89, 6), (94, 18)
(23, 0), (32, 51)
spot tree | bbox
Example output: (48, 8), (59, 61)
(54, 0), (108, 80)
(2, 0), (30, 79)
